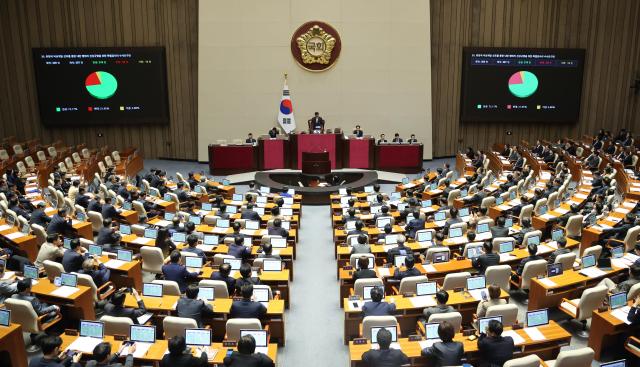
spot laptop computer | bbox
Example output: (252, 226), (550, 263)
(384, 234), (398, 245)
(130, 325), (156, 344)
(416, 281), (437, 296)
(89, 244), (102, 257)
(217, 219), (230, 228)
(505, 218), (513, 228)
(203, 234), (219, 245)
(76, 212), (86, 222)
(397, 203), (407, 212)
(185, 256), (204, 270)
(201, 203), (213, 211)
(433, 252), (449, 264)
(364, 186), (374, 193)
(260, 187), (270, 194)
(245, 220), (260, 230)
(477, 223), (489, 234)
(142, 283), (163, 297)
(164, 212), (175, 221)
(495, 197), (504, 205)
(499, 241), (514, 254)
(611, 245), (624, 259)
(371, 326), (398, 348)
(449, 227), (463, 239)
(467, 246), (482, 259)
(144, 228), (158, 239)
(394, 255), (407, 268)
(434, 211), (446, 222)
(609, 292), (627, 310)
(526, 309), (549, 327)
(63, 238), (72, 250)
(376, 217), (392, 229)
(197, 287), (214, 301)
(223, 258), (242, 270)
(222, 179), (231, 186)
(402, 177), (410, 185)
(61, 273), (77, 287)
(262, 259), (282, 272)
(253, 288), (269, 304)
(281, 208), (293, 216)
(122, 202), (133, 211)
(23, 265), (38, 281)
(551, 228), (564, 242)
(172, 232), (187, 243)
(0, 309), (10, 327)
(256, 196), (268, 204)
(424, 322), (440, 340)
(363, 286), (381, 301)
(422, 200), (433, 208)
(600, 360), (626, 367)
(478, 315), (502, 333)
(120, 224), (131, 235)
(226, 206), (238, 214)
(240, 329), (268, 354)
(416, 231), (432, 243)
(185, 328), (212, 346)
(467, 275), (486, 291)
(270, 237), (287, 248)
(188, 215), (202, 225)
(581, 254), (596, 269)
(459, 207), (470, 217)
(117, 249), (133, 262)
(232, 194), (243, 202)
(527, 235), (540, 246)
(547, 263), (563, 277)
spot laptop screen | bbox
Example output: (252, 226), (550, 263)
(280, 221), (290, 230)
(467, 246), (482, 259)
(495, 197), (504, 205)
(611, 246), (624, 259)
(144, 228), (158, 239)
(402, 177), (410, 184)
(240, 329), (268, 347)
(232, 194), (243, 201)
(255, 207), (265, 216)
(260, 187), (270, 194)
(223, 258), (241, 270)
(371, 326), (397, 343)
(61, 273), (77, 287)
(130, 325), (156, 343)
(185, 256), (203, 268)
(345, 221), (357, 231)
(202, 203), (213, 211)
(459, 207), (470, 217)
(89, 244), (102, 257)
(467, 275), (486, 290)
(449, 227), (463, 238)
(142, 283), (163, 297)
(188, 215), (202, 225)
(478, 316), (502, 334)
(364, 186), (374, 193)
(164, 212), (175, 221)
(477, 223), (489, 233)
(122, 202), (132, 210)
(499, 241), (514, 253)
(197, 287), (214, 301)
(430, 183), (438, 191)
(551, 229), (564, 241)
(281, 208), (293, 216)
(80, 320), (104, 338)
(527, 235), (540, 246)
(163, 194), (172, 202)
(416, 231), (432, 243)
(263, 260), (282, 272)
(505, 218), (513, 227)
(120, 224), (131, 235)
(256, 196), (267, 204)
(363, 286), (380, 301)
(610, 292), (627, 310)
(600, 360), (626, 367)
(434, 211), (446, 221)
(547, 263), (563, 277)
(172, 232), (186, 243)
(271, 238), (287, 248)
(217, 219), (230, 228)
(376, 217), (392, 229)
(526, 308), (549, 327)
(416, 281), (437, 296)
(424, 322), (440, 340)
(222, 179), (231, 186)
(397, 203), (407, 212)
(23, 265), (38, 280)
(385, 234), (398, 245)
(253, 288), (269, 302)
(76, 212), (86, 222)
(203, 234), (218, 245)
(227, 206), (238, 214)
(245, 220), (260, 230)
(283, 197), (294, 205)
(433, 252), (449, 263)
(117, 249), (133, 262)
(185, 328), (212, 346)
(394, 255), (407, 268)
(63, 238), (72, 250)
(0, 309), (9, 327)
(582, 254), (596, 269)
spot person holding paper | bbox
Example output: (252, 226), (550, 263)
(85, 342), (135, 367)
(476, 284), (507, 318)
(421, 321), (464, 367)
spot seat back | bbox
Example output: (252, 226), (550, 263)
(5, 298), (39, 333)
(520, 260), (548, 290)
(16, 161), (27, 174)
(447, 189), (461, 207)
(398, 275), (429, 294)
(491, 237), (516, 253)
(449, 221), (467, 233)
(547, 192), (559, 210)
(362, 315), (398, 340)
(163, 316), (198, 339)
(519, 204), (534, 223)
(152, 280), (181, 296)
(25, 156), (35, 168)
(198, 279), (229, 299)
(350, 253), (375, 268)
(12, 144), (23, 155)
(82, 148), (91, 159)
(425, 247), (450, 262)
(132, 201), (147, 219)
(47, 146), (57, 158)
(43, 260), (64, 281)
(533, 198), (548, 215)
(553, 347), (594, 367)
(87, 211), (104, 232)
(480, 196), (495, 209)
(576, 285), (608, 321)
(72, 152), (81, 164)
(0, 149), (9, 161)
(554, 252), (577, 270)
(112, 151), (121, 163)
(623, 226), (640, 251)
(428, 312), (462, 332)
(503, 355), (541, 367)
(463, 243), (484, 259)
(140, 246), (164, 274)
(31, 223), (47, 246)
(226, 318), (262, 341)
(213, 254), (236, 266)
(485, 265), (512, 291)
(485, 304), (519, 326)
(628, 282), (640, 300)
(582, 245), (602, 260)
(104, 156), (114, 168)
(442, 272), (471, 291)
(74, 205), (87, 217)
(354, 278), (384, 298)
(75, 272), (99, 301)
(100, 315), (133, 336)
(565, 215), (583, 237)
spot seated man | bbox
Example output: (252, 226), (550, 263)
(86, 342), (135, 367)
(267, 218), (288, 238)
(257, 243), (281, 260)
(235, 263), (261, 294)
(352, 124), (364, 138)
(463, 185), (486, 205)
(443, 208), (462, 235)
(162, 251), (201, 293)
(516, 244), (542, 276)
(393, 255), (421, 280)
(230, 284), (267, 319)
(476, 284), (507, 319)
(79, 258), (111, 288)
(351, 234), (371, 255)
(490, 216), (509, 238)
(421, 321), (464, 367)
(210, 263), (236, 294)
(362, 286), (395, 317)
(241, 203), (261, 221)
(423, 290), (454, 321)
(223, 334), (275, 367)
(352, 256), (377, 281)
(62, 238), (87, 273)
(599, 265), (640, 294)
(308, 112), (325, 132)
(228, 236), (251, 260)
(477, 319), (514, 366)
(160, 336), (208, 367)
(386, 235), (410, 264)
(96, 219), (123, 252)
(347, 220), (367, 237)
(628, 295), (640, 324)
(405, 211), (425, 239)
(35, 234), (65, 268)
(182, 234), (206, 258)
(101, 197), (120, 221)
(103, 288), (147, 324)
(13, 279), (60, 321)
(47, 208), (74, 236)
(29, 202), (51, 228)
(547, 237), (570, 264)
(472, 241), (499, 275)
(361, 328), (409, 367)
(245, 133), (257, 144)
(392, 133), (403, 143)
(174, 182), (189, 202)
(177, 284), (215, 328)
(29, 335), (82, 367)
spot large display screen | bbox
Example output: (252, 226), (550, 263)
(460, 47), (585, 122)
(32, 47), (169, 126)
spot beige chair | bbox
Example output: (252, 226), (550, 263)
(504, 355), (541, 367)
(152, 280), (181, 296)
(561, 215), (583, 238)
(442, 272), (471, 291)
(519, 204), (534, 223)
(559, 285), (608, 337)
(100, 315), (134, 336)
(480, 196), (496, 209)
(349, 253), (376, 268)
(226, 318), (262, 341)
(5, 298), (61, 334)
(75, 272), (115, 302)
(425, 247), (450, 262)
(354, 278), (384, 298)
(213, 254), (236, 266)
(447, 189), (461, 207)
(104, 156), (114, 168)
(522, 230), (542, 246)
(554, 252), (577, 271)
(463, 242), (484, 259)
(414, 229), (436, 243)
(166, 192), (180, 206)
(398, 275), (429, 294)
(608, 225), (640, 251)
(47, 146), (57, 158)
(43, 260), (64, 281)
(112, 151), (121, 164)
(198, 279), (229, 299)
(485, 304), (519, 327)
(0, 149), (9, 161)
(485, 265), (512, 291)
(131, 224), (146, 237)
(140, 246), (164, 275)
(491, 237), (516, 253)
(362, 315), (399, 340)
(547, 192), (559, 210)
(31, 223), (47, 246)
(12, 144), (23, 155)
(428, 312), (462, 332)
(25, 156), (35, 169)
(132, 201), (148, 220)
(72, 152), (82, 164)
(449, 221), (467, 233)
(582, 245), (602, 260)
(628, 282), (640, 300)
(516, 259), (547, 291)
(544, 347), (594, 367)
(533, 198), (548, 216)
(36, 150), (47, 162)
(87, 211), (104, 233)
(163, 316), (198, 338)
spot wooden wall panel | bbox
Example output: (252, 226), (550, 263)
(0, 0), (198, 160)
(431, 0), (640, 157)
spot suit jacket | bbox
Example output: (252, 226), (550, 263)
(267, 227), (288, 238)
(230, 299), (267, 319)
(405, 218), (425, 238)
(30, 209), (51, 227)
(46, 215), (73, 236)
(177, 297), (215, 327)
(241, 210), (261, 221)
(85, 354), (134, 367)
(211, 272), (236, 294)
(96, 227), (121, 247)
(423, 305), (455, 321)
(245, 138), (257, 144)
(175, 189), (189, 202)
(62, 251), (86, 273)
(162, 263), (199, 292)
(234, 277), (261, 294)
(223, 351), (274, 367)
(421, 341), (464, 367)
(75, 194), (90, 209)
(490, 226), (509, 238)
(104, 299), (147, 323)
(28, 357), (80, 367)
(472, 253), (500, 275)
(464, 191), (486, 205)
(477, 335), (515, 367)
(101, 204), (119, 221)
(183, 247), (206, 258)
(393, 267), (421, 280)
(603, 222), (634, 241)
(228, 244), (250, 259)
(0, 280), (17, 303)
(516, 255), (544, 275)
(628, 306), (640, 324)
(88, 199), (103, 213)
(362, 301), (396, 317)
(160, 352), (207, 367)
(548, 248), (571, 264)
(12, 293), (57, 316)
(392, 138), (403, 143)
(352, 268), (377, 281)
(79, 264), (111, 287)
(386, 246), (410, 264)
(361, 348), (409, 367)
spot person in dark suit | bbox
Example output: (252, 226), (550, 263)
(386, 235), (410, 264)
(267, 127), (278, 139)
(79, 258), (111, 288)
(160, 336), (207, 367)
(361, 328), (409, 367)
(516, 244), (543, 276)
(101, 197), (119, 221)
(423, 290), (455, 321)
(62, 239), (87, 273)
(74, 187), (90, 209)
(46, 208), (74, 236)
(245, 133), (257, 144)
(234, 263), (261, 294)
(362, 286), (396, 317)
(211, 262), (236, 294)
(407, 134), (418, 144)
(13, 279), (60, 320)
(9, 197), (31, 221)
(353, 125), (364, 138)
(393, 255), (421, 280)
(547, 237), (570, 264)
(347, 220), (368, 237)
(241, 203), (261, 221)
(267, 218), (288, 238)
(230, 284), (267, 319)
(96, 219), (122, 252)
(182, 234), (206, 258)
(601, 213), (636, 242)
(176, 284), (215, 327)
(30, 202), (51, 227)
(162, 251), (200, 292)
(463, 185), (486, 205)
(308, 112), (325, 132)
(103, 288), (147, 323)
(377, 134), (388, 145)
(228, 235), (251, 260)
(471, 241), (500, 275)
(85, 342), (134, 367)
(490, 216), (509, 238)
(352, 256), (377, 281)
(28, 335), (82, 367)
(443, 208), (462, 235)
(88, 193), (103, 213)
(174, 182), (189, 202)
(477, 319), (514, 367)
(223, 334), (275, 367)
(421, 321), (464, 367)
(628, 295), (640, 325)
(392, 133), (403, 143)
(258, 243), (281, 260)
(405, 211), (425, 239)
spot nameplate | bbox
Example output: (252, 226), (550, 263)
(408, 335), (422, 341)
(348, 295), (360, 301)
(343, 265), (353, 270)
(402, 292), (415, 298)
(223, 341), (237, 347)
(353, 338), (368, 345)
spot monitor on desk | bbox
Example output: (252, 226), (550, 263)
(227, 206), (238, 214)
(164, 212), (175, 221)
(477, 223), (489, 233)
(76, 212), (86, 222)
(611, 246), (624, 259)
(163, 194), (172, 202)
(281, 208), (293, 216)
(376, 217), (392, 229)
(144, 228), (158, 239)
(371, 326), (397, 343)
(130, 325), (156, 343)
(397, 202), (407, 211)
(459, 207), (470, 217)
(200, 203), (212, 212)
(245, 220), (260, 230)
(384, 234), (397, 245)
(120, 224), (131, 235)
(422, 200), (433, 208)
(478, 316), (502, 334)
(263, 259), (282, 272)
(283, 197), (294, 205)
(394, 255), (407, 268)
(505, 217), (513, 228)
(449, 227), (463, 238)
(142, 283), (163, 297)
(281, 221), (290, 230)
(345, 221), (357, 231)
(256, 196), (267, 204)
(434, 211), (446, 222)
(526, 309), (549, 327)
(402, 177), (410, 185)
(467, 275), (486, 290)
(416, 281), (437, 296)
(197, 287), (214, 301)
(122, 202), (132, 211)
(89, 244), (102, 257)
(223, 258), (241, 270)
(538, 205), (548, 215)
(495, 197), (504, 205)
(255, 207), (265, 216)
(547, 263), (563, 277)
(582, 254), (596, 269)
(253, 288), (269, 303)
(195, 185), (205, 194)
(185, 256), (203, 269)
(510, 191), (517, 200)
(364, 186), (374, 193)
(117, 249), (133, 262)
(0, 309), (9, 327)
(424, 322), (440, 340)
(527, 235), (540, 246)
(232, 193), (243, 202)
(240, 329), (268, 347)
(368, 196), (378, 205)
(61, 273), (77, 287)
(23, 265), (38, 280)
(551, 228), (564, 242)
(185, 328), (212, 346)
(63, 238), (72, 250)
(271, 237), (287, 248)
(416, 231), (432, 243)
(610, 292), (627, 310)
(171, 232), (186, 243)
(217, 219), (230, 228)
(338, 188), (347, 196)
(430, 183), (438, 191)
(433, 252), (449, 264)
(80, 320), (104, 338)
(467, 246), (482, 259)
(461, 189), (468, 197)
(188, 215), (202, 225)
(363, 286), (381, 301)
(203, 234), (218, 245)
(391, 192), (401, 200)
(499, 241), (514, 254)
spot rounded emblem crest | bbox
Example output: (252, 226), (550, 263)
(290, 21), (341, 72)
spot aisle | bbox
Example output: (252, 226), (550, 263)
(279, 205), (349, 366)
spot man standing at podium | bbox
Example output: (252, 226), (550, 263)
(308, 112), (325, 133)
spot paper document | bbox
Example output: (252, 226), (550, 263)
(499, 254), (516, 262)
(423, 264), (437, 273)
(575, 193), (588, 199)
(537, 278), (557, 288)
(66, 337), (103, 353)
(502, 330), (526, 345)
(611, 259), (630, 269)
(537, 245), (554, 254)
(239, 229), (256, 236)
(371, 342), (401, 350)
(540, 214), (557, 220)
(409, 295), (436, 308)
(1, 271), (15, 280)
(377, 268), (391, 277)
(469, 288), (486, 301)
(403, 183), (416, 189)
(137, 312), (154, 325)
(153, 220), (171, 227)
(382, 244), (398, 252)
(554, 208), (570, 214)
(50, 286), (79, 298)
(545, 241), (558, 249)
(523, 327), (546, 341)
(0, 225), (12, 231)
(579, 267), (606, 278)
(104, 260), (126, 269)
(611, 306), (632, 325)
(5, 232), (25, 240)
(133, 237), (152, 245)
(197, 245), (215, 251)
(418, 339), (441, 349)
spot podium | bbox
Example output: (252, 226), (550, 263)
(344, 135), (374, 169)
(301, 151), (330, 174)
(290, 133), (343, 170)
(258, 135), (289, 169)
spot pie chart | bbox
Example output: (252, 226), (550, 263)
(85, 71), (118, 99)
(508, 71), (538, 98)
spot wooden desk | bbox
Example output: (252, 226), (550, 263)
(0, 323), (27, 367)
(348, 321), (570, 366)
(31, 278), (95, 320)
(201, 268), (291, 309)
(0, 220), (39, 262)
(100, 256), (143, 289)
(588, 302), (640, 359)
